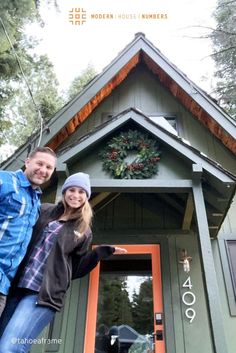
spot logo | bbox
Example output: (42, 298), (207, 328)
(69, 8), (87, 25)
(68, 6), (168, 26)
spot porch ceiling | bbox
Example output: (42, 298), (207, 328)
(90, 188), (228, 238)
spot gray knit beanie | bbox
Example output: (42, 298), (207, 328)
(61, 172), (91, 199)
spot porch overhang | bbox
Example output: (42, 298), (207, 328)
(55, 108), (236, 238)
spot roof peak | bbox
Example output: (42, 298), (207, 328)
(134, 32), (146, 38)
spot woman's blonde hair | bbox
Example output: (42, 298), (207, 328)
(61, 197), (93, 239)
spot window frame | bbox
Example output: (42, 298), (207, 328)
(101, 112), (180, 135)
(148, 114), (179, 135)
(218, 235), (236, 316)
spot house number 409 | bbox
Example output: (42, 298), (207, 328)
(182, 276), (196, 323)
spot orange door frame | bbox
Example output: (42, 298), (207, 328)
(83, 244), (165, 353)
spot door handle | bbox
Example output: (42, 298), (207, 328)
(155, 330), (163, 341)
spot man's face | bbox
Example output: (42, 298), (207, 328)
(24, 152), (56, 188)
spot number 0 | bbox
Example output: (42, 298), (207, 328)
(182, 291), (196, 306)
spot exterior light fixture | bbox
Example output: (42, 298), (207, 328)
(179, 249), (192, 273)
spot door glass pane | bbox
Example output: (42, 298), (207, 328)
(95, 255), (153, 353)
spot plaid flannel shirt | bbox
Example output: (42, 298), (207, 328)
(0, 170), (41, 294)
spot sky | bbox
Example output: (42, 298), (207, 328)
(34, 0), (218, 93)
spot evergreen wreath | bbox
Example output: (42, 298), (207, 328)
(99, 130), (161, 179)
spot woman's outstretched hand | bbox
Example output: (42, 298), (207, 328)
(114, 247), (128, 254)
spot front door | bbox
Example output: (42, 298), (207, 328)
(84, 245), (165, 353)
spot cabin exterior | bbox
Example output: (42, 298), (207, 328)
(1, 33), (236, 353)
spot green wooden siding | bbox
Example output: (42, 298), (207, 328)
(69, 142), (193, 181)
(93, 193), (182, 231)
(213, 239), (236, 353)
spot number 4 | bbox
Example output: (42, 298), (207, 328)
(182, 276), (193, 290)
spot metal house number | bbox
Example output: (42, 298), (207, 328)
(182, 276), (196, 323)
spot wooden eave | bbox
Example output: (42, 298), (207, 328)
(47, 50), (236, 155)
(142, 53), (236, 155)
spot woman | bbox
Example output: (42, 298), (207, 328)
(0, 172), (126, 353)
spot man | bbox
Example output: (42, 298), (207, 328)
(0, 147), (57, 316)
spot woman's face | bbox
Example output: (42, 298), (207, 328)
(64, 187), (87, 209)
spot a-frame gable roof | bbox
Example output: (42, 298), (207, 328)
(1, 33), (236, 171)
(49, 32), (235, 153)
(57, 107), (235, 185)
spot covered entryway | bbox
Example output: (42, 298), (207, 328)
(54, 108), (235, 353)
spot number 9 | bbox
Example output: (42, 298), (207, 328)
(185, 308), (196, 323)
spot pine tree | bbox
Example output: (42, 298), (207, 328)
(67, 64), (97, 100)
(211, 0), (236, 118)
(0, 1), (62, 153)
(97, 276), (133, 328)
(131, 278), (153, 335)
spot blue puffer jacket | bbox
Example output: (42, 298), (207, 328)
(12, 203), (115, 311)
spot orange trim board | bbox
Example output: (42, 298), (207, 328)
(83, 244), (166, 353)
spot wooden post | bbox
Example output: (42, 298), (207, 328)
(192, 164), (228, 353)
(55, 163), (69, 202)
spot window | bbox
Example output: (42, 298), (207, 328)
(218, 236), (236, 316)
(148, 116), (178, 135)
(101, 112), (179, 136)
(225, 240), (236, 299)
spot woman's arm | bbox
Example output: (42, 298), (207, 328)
(71, 245), (127, 279)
